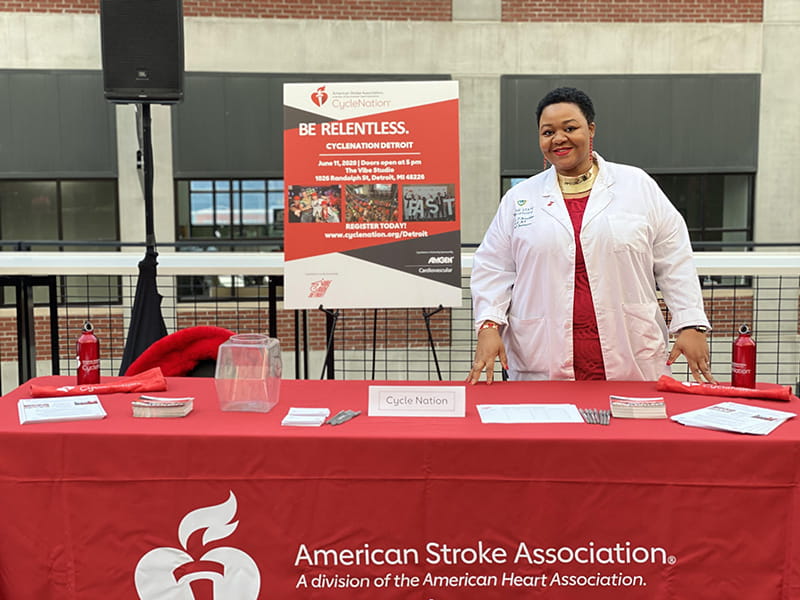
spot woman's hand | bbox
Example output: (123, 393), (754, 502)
(466, 326), (508, 385)
(667, 329), (718, 384)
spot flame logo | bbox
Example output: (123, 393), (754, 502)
(311, 85), (328, 107)
(135, 491), (261, 599)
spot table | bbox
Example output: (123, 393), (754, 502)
(1, 377), (799, 599)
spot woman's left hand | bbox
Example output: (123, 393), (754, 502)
(667, 329), (718, 384)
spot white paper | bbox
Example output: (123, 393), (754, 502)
(281, 407), (331, 427)
(671, 401), (796, 435)
(476, 404), (584, 424)
(18, 395), (107, 424)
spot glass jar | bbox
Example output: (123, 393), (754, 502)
(214, 334), (282, 412)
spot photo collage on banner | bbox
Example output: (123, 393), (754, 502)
(283, 81), (461, 309)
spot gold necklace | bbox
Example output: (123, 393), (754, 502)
(557, 162), (597, 195)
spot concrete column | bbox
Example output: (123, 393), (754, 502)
(756, 0), (800, 243)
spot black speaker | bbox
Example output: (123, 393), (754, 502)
(100, 0), (184, 103)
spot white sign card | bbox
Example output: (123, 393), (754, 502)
(368, 386), (465, 417)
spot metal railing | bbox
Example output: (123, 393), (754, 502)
(1, 248), (798, 395)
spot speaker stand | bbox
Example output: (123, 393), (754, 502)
(136, 103), (157, 252)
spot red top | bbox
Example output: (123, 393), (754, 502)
(564, 194), (606, 380)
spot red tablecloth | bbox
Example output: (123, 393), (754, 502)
(1, 377), (799, 599)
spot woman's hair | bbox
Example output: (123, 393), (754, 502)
(536, 87), (595, 125)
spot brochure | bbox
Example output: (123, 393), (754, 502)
(18, 394), (107, 424)
(671, 401), (796, 435)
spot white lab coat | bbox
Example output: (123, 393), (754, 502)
(471, 154), (710, 381)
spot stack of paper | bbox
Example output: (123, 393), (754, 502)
(281, 407), (331, 427)
(609, 395), (667, 419)
(132, 396), (194, 418)
(671, 401), (796, 435)
(476, 404), (583, 424)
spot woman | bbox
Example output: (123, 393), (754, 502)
(467, 87), (716, 385)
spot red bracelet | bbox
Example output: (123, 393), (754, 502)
(479, 321), (501, 332)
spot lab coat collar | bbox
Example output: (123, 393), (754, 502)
(582, 153), (614, 228)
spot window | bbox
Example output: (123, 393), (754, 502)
(0, 179), (119, 305)
(177, 179), (284, 245)
(653, 174), (752, 248)
(175, 178), (285, 299)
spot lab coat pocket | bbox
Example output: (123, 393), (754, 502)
(608, 215), (650, 253)
(621, 302), (666, 360)
(506, 315), (550, 372)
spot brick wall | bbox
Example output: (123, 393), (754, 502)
(178, 307), (452, 351)
(0, 305), (453, 365)
(59, 314), (127, 361)
(501, 0), (762, 23)
(187, 0), (451, 20)
(177, 308), (328, 350)
(0, 313), (126, 363)
(659, 294), (755, 337)
(0, 294), (765, 366)
(705, 294), (755, 336)
(0, 0), (762, 22)
(1, 0), (452, 20)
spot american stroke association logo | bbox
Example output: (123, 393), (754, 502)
(311, 85), (328, 107)
(134, 491), (260, 599)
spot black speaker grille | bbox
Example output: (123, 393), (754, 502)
(100, 0), (184, 103)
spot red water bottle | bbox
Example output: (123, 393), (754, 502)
(76, 321), (100, 384)
(731, 324), (756, 388)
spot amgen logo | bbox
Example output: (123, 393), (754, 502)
(135, 491), (260, 599)
(427, 256), (454, 264)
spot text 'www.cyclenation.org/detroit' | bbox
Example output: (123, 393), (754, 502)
(324, 230), (428, 240)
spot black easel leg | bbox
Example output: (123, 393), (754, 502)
(422, 305), (444, 381)
(319, 305), (339, 379)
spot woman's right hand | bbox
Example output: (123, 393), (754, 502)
(466, 327), (508, 385)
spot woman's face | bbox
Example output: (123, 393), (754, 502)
(538, 102), (595, 177)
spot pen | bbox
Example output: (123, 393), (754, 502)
(327, 410), (361, 425)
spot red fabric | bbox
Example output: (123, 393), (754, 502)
(28, 366), (167, 397)
(1, 377), (800, 598)
(124, 326), (235, 376)
(656, 374), (796, 402)
(565, 194), (606, 380)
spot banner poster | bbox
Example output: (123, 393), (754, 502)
(283, 81), (461, 309)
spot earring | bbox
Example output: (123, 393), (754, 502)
(543, 158), (548, 171)
(589, 136), (594, 162)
